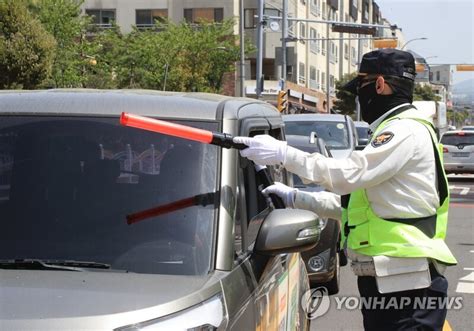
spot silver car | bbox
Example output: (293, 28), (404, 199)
(0, 90), (319, 330)
(441, 130), (474, 174)
(283, 114), (358, 159)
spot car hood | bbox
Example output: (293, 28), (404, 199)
(329, 149), (353, 159)
(0, 270), (218, 329)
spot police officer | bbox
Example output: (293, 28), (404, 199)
(234, 49), (456, 331)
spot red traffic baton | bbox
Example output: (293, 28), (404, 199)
(120, 112), (247, 150)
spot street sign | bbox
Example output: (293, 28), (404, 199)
(372, 39), (397, 48)
(456, 65), (474, 71)
(331, 24), (376, 36)
(416, 63), (427, 72)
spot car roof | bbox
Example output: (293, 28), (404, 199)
(354, 121), (369, 128)
(441, 130), (474, 136)
(0, 89), (280, 122)
(282, 113), (348, 122)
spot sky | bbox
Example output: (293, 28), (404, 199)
(375, 0), (474, 84)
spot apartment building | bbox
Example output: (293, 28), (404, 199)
(81, 0), (400, 112)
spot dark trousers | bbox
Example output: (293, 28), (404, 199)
(357, 264), (448, 331)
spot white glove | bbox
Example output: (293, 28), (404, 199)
(262, 182), (297, 208)
(233, 135), (288, 166)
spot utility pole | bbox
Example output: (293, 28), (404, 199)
(239, 0), (245, 97)
(326, 23), (330, 113)
(256, 0), (264, 99)
(356, 35), (363, 121)
(281, 0), (288, 89)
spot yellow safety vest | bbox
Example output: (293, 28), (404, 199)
(341, 108), (457, 265)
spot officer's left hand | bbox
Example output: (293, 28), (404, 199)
(233, 135), (287, 165)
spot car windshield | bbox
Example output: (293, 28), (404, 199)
(286, 139), (324, 190)
(0, 116), (218, 276)
(441, 132), (474, 146)
(356, 126), (369, 140)
(284, 121), (350, 149)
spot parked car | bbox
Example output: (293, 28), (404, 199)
(461, 125), (474, 131)
(440, 130), (474, 174)
(354, 121), (371, 150)
(0, 90), (320, 330)
(285, 134), (345, 294)
(283, 114), (358, 158)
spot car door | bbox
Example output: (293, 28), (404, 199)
(230, 117), (310, 331)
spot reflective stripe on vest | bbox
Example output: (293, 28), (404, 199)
(341, 108), (457, 265)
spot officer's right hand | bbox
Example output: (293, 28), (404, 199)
(233, 135), (288, 166)
(262, 182), (297, 208)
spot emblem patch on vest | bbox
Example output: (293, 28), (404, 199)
(371, 131), (394, 147)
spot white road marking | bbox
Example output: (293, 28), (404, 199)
(465, 267), (474, 270)
(449, 185), (471, 195)
(460, 272), (474, 281)
(456, 282), (474, 294)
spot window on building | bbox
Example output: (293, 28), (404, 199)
(86, 9), (116, 28)
(344, 43), (349, 59)
(244, 8), (257, 28)
(300, 22), (306, 42)
(310, 28), (317, 53)
(288, 16), (296, 37)
(317, 69), (320, 84)
(136, 9), (168, 28)
(184, 8), (224, 23)
(310, 66), (318, 90)
(351, 46), (357, 65)
(299, 62), (306, 84)
(330, 41), (336, 63)
(436, 71), (441, 81)
(321, 72), (326, 91)
(322, 2), (327, 19)
(311, 0), (321, 16)
(362, 0), (370, 23)
(322, 37), (326, 55)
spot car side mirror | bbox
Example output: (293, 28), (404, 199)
(355, 143), (365, 151)
(254, 209), (320, 256)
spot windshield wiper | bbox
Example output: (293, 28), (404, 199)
(0, 259), (111, 272)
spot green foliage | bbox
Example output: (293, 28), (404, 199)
(0, 0), (56, 89)
(447, 108), (470, 127)
(30, 0), (108, 88)
(0, 5), (254, 93)
(333, 72), (357, 115)
(413, 83), (441, 102)
(98, 19), (245, 93)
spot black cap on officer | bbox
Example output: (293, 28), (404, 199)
(343, 49), (416, 94)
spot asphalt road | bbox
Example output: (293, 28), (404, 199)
(310, 175), (474, 331)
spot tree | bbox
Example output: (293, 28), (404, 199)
(29, 0), (105, 88)
(413, 83), (441, 102)
(333, 72), (357, 115)
(0, 0), (56, 89)
(101, 19), (249, 93)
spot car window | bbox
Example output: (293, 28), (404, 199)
(284, 121), (350, 150)
(236, 127), (287, 253)
(0, 116), (218, 276)
(441, 132), (474, 146)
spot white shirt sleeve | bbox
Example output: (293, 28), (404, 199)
(284, 119), (417, 195)
(294, 190), (342, 220)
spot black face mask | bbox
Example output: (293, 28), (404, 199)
(357, 80), (414, 124)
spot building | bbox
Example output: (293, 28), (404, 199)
(409, 50), (454, 107)
(81, 0), (400, 112)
